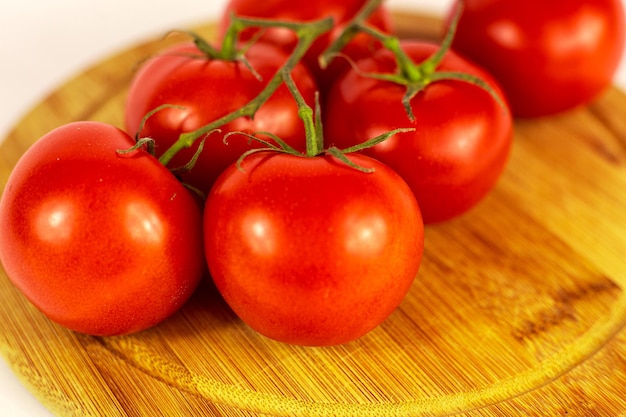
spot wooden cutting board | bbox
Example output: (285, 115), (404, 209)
(2, 11), (626, 417)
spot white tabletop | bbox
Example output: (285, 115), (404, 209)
(1, 1), (625, 415)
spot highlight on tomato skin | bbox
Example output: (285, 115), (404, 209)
(203, 151), (425, 347)
(447, 0), (626, 118)
(0, 121), (206, 337)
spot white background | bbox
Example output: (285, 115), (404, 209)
(1, 1), (625, 416)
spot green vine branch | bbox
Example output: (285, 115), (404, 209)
(227, 67), (414, 174)
(320, 0), (505, 122)
(157, 15), (334, 167)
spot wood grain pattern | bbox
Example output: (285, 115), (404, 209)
(2, 12), (626, 417)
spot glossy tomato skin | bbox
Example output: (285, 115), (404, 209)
(449, 0), (625, 117)
(0, 122), (205, 336)
(219, 0), (392, 93)
(324, 41), (513, 224)
(204, 152), (424, 346)
(125, 41), (317, 196)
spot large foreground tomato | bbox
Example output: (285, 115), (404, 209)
(125, 41), (317, 196)
(218, 0), (392, 92)
(324, 41), (513, 224)
(449, 0), (625, 117)
(204, 152), (424, 346)
(0, 122), (205, 336)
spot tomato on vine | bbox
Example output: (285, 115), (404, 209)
(205, 152), (423, 346)
(0, 122), (205, 336)
(203, 72), (424, 346)
(322, 6), (513, 224)
(125, 32), (317, 196)
(448, 0), (625, 117)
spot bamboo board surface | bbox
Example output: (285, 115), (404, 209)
(2, 11), (626, 417)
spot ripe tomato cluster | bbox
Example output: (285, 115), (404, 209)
(0, 0), (623, 346)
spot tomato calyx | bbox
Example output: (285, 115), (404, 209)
(321, 0), (504, 121)
(118, 16), (336, 196)
(227, 68), (413, 173)
(118, 104), (213, 173)
(168, 12), (333, 70)
(165, 30), (262, 82)
(175, 12), (329, 80)
(117, 104), (220, 199)
(154, 16), (334, 169)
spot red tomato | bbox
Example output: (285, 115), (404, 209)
(448, 0), (625, 117)
(218, 0), (392, 92)
(323, 41), (513, 224)
(0, 122), (205, 336)
(125, 41), (317, 196)
(204, 152), (424, 346)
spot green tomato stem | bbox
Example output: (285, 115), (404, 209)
(281, 70), (322, 157)
(319, 0), (425, 84)
(158, 16), (334, 167)
(191, 31), (223, 59)
(416, 1), (464, 76)
(321, 1), (504, 122)
(219, 12), (244, 60)
(318, 0), (384, 69)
